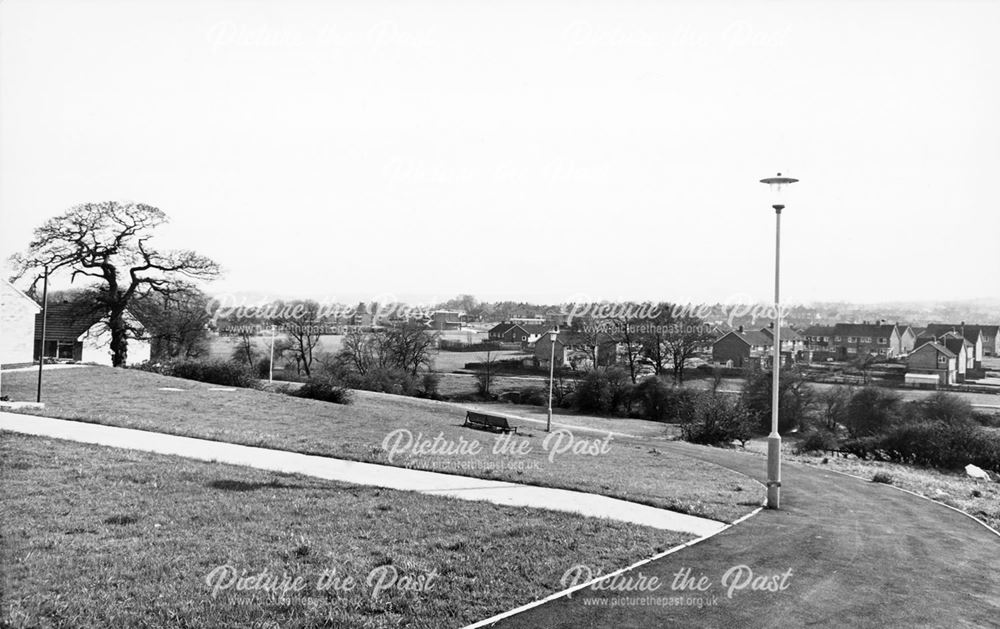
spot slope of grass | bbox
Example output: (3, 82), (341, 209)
(742, 437), (1000, 531)
(1, 367), (760, 523)
(1, 433), (686, 629)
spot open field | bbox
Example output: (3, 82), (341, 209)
(1, 367), (760, 523)
(1, 433), (685, 628)
(429, 350), (532, 374)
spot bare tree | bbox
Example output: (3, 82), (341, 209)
(273, 300), (325, 377)
(662, 315), (716, 383)
(10, 202), (219, 366)
(231, 329), (259, 370)
(475, 348), (499, 396)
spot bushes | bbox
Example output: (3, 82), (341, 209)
(844, 387), (902, 437)
(871, 472), (894, 484)
(841, 421), (1000, 472)
(293, 378), (353, 405)
(140, 359), (258, 388)
(794, 429), (840, 454)
(570, 368), (634, 416)
(632, 377), (699, 423)
(679, 392), (754, 447)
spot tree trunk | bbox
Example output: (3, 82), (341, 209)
(109, 311), (128, 367)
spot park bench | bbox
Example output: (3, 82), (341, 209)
(464, 411), (519, 435)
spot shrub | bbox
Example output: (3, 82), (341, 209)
(633, 377), (697, 423)
(844, 387), (902, 437)
(418, 373), (441, 399)
(871, 472), (894, 484)
(293, 378), (354, 405)
(842, 421), (1000, 472)
(917, 392), (973, 425)
(516, 386), (549, 406)
(571, 368), (634, 416)
(167, 359), (257, 388)
(794, 429), (840, 455)
(679, 392), (755, 447)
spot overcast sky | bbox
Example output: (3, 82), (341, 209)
(1, 1), (998, 307)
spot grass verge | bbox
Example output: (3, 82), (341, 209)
(1, 367), (758, 523)
(1, 432), (687, 629)
(743, 437), (1000, 531)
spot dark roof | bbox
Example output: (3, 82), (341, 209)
(912, 341), (956, 359)
(925, 323), (994, 343)
(34, 302), (104, 341)
(521, 324), (554, 335)
(802, 325), (836, 336)
(760, 326), (803, 340)
(716, 330), (773, 347)
(832, 323), (897, 338)
(942, 337), (969, 356)
(489, 322), (515, 334)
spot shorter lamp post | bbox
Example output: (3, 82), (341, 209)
(759, 172), (798, 509)
(546, 329), (558, 432)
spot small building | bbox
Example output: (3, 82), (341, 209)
(34, 302), (150, 366)
(0, 279), (42, 366)
(906, 341), (957, 385)
(428, 310), (465, 331)
(711, 329), (775, 369)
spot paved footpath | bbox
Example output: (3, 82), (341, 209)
(0, 412), (724, 537)
(485, 439), (1000, 629)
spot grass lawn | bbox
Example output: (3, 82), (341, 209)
(742, 437), (1000, 531)
(1, 367), (760, 523)
(1, 433), (686, 628)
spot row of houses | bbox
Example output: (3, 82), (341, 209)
(711, 319), (998, 385)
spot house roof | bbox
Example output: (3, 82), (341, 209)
(832, 322), (898, 338)
(715, 330), (773, 347)
(521, 324), (554, 335)
(802, 325), (836, 336)
(925, 323), (991, 343)
(942, 337), (970, 356)
(489, 322), (515, 334)
(912, 341), (956, 359)
(34, 302), (104, 341)
(1, 279), (42, 313)
(760, 326), (803, 341)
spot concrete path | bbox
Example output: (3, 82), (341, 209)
(0, 412), (725, 537)
(485, 439), (1000, 628)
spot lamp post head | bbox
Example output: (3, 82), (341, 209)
(549, 330), (559, 342)
(760, 172), (798, 211)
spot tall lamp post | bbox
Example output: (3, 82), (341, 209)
(36, 265), (50, 403)
(759, 173), (798, 509)
(546, 329), (558, 432)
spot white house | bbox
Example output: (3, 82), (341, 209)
(1, 279), (41, 366)
(35, 302), (150, 366)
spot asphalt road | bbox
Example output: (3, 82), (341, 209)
(489, 441), (1000, 629)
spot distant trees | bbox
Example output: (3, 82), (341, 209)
(11, 202), (220, 366)
(336, 323), (438, 380)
